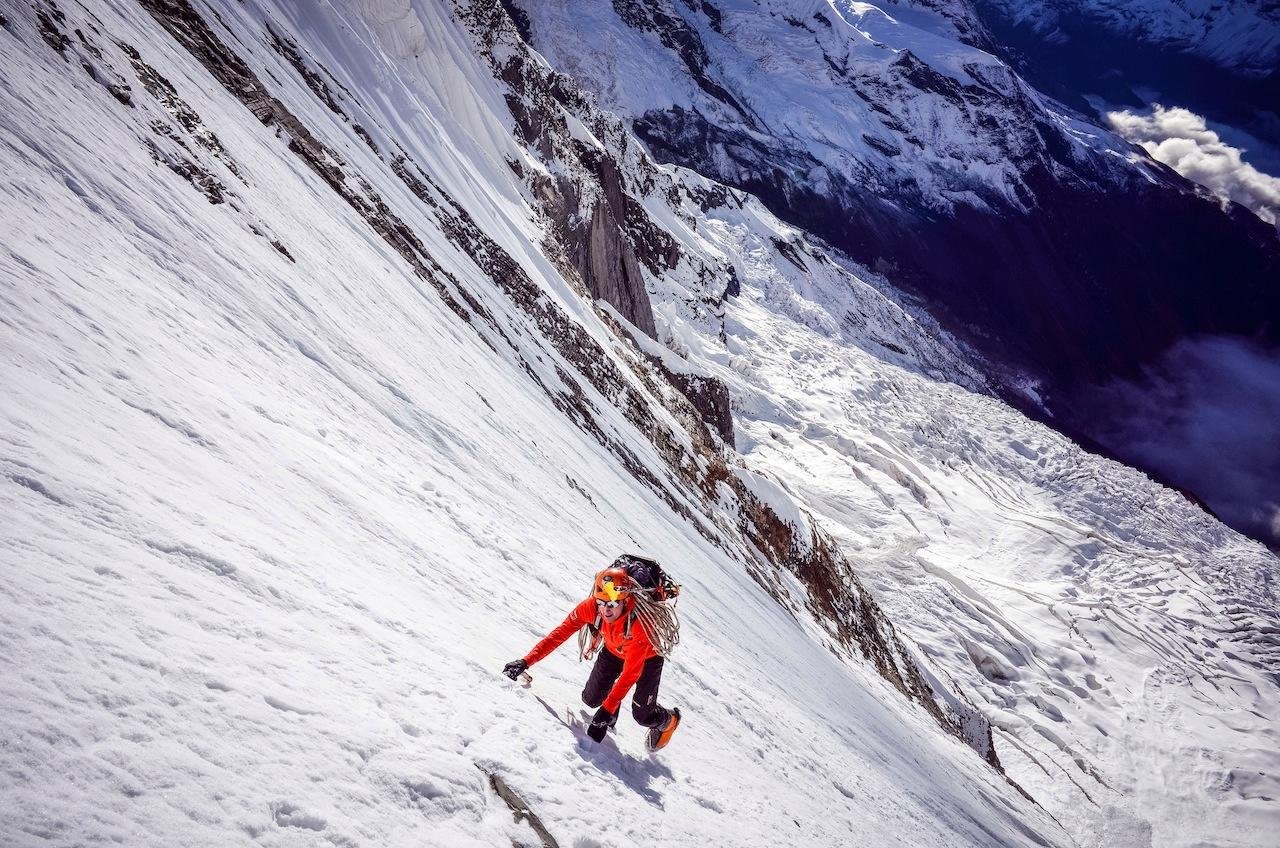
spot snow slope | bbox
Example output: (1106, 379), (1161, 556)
(1, 1), (1059, 846)
(1, 1), (1277, 847)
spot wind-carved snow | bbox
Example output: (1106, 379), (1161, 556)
(1, 1), (1277, 847)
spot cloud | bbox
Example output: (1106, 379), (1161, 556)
(1080, 336), (1280, 550)
(1266, 503), (1280, 540)
(1107, 105), (1280, 227)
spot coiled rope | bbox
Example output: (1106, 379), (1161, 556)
(631, 587), (681, 657)
(577, 583), (681, 660)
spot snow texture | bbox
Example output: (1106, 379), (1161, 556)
(1, 2), (1277, 848)
(653, 192), (1280, 847)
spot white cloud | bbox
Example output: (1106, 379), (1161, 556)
(1263, 503), (1280, 541)
(1107, 105), (1280, 227)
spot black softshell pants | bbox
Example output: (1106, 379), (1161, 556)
(581, 650), (670, 727)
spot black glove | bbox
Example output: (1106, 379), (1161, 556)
(587, 706), (616, 743)
(502, 659), (528, 681)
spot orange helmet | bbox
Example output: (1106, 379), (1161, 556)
(592, 567), (633, 603)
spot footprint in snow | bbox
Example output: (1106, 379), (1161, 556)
(264, 694), (319, 715)
(270, 801), (326, 831)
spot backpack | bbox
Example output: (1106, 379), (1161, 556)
(615, 554), (680, 602)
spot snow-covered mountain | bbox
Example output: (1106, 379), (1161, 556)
(970, 0), (1280, 180)
(976, 0), (1280, 77)
(1, 1), (1277, 847)
(507, 0), (1280, 393)
(507, 0), (1280, 554)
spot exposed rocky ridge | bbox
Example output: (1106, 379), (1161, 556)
(484, 23), (664, 338)
(457, 0), (1003, 761)
(655, 367), (733, 443)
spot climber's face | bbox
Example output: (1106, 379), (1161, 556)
(597, 598), (626, 623)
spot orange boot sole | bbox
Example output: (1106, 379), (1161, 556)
(647, 708), (681, 751)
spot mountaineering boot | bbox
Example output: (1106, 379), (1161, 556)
(646, 707), (681, 751)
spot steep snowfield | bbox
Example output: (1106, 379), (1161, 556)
(0, 1), (1058, 846)
(1, 2), (1277, 848)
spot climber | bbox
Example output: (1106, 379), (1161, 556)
(503, 556), (681, 751)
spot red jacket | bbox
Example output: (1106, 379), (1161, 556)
(524, 597), (657, 713)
